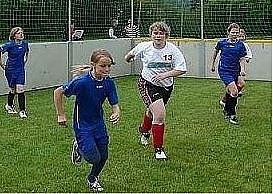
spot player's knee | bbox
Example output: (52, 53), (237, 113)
(84, 151), (101, 164)
(230, 90), (238, 97)
(16, 85), (25, 93)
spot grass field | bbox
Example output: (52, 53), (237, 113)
(0, 76), (271, 193)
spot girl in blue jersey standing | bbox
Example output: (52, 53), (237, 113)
(0, 27), (29, 118)
(54, 49), (120, 192)
(211, 23), (247, 124)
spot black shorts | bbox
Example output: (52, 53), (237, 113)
(137, 76), (173, 107)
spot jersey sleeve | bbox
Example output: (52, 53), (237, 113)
(62, 77), (82, 97)
(173, 46), (187, 72)
(243, 42), (253, 59)
(0, 42), (9, 53)
(106, 79), (119, 105)
(239, 42), (247, 58)
(128, 42), (146, 60)
(214, 39), (223, 51)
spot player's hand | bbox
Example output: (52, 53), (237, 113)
(151, 73), (166, 82)
(58, 115), (67, 127)
(110, 113), (119, 124)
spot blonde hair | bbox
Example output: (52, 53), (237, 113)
(9, 27), (23, 40)
(149, 21), (170, 38)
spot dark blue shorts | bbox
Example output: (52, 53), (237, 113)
(219, 71), (239, 86)
(75, 127), (109, 164)
(5, 70), (25, 88)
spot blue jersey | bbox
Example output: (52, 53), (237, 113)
(0, 40), (29, 71)
(215, 38), (246, 72)
(63, 72), (119, 132)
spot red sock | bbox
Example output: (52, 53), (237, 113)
(139, 114), (152, 133)
(151, 123), (164, 149)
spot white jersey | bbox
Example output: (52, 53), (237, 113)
(243, 42), (252, 59)
(128, 41), (187, 87)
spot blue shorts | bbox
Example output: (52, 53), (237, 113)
(5, 70), (25, 88)
(219, 70), (239, 86)
(75, 127), (109, 164)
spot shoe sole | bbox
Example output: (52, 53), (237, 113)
(229, 120), (238, 125)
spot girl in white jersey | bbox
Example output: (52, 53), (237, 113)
(125, 21), (187, 160)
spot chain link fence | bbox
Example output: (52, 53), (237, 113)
(0, 0), (271, 42)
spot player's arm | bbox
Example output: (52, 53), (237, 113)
(152, 69), (186, 82)
(24, 51), (29, 64)
(211, 48), (219, 72)
(54, 86), (67, 127)
(109, 104), (120, 124)
(0, 48), (5, 70)
(0, 52), (3, 70)
(125, 52), (135, 63)
(239, 57), (247, 76)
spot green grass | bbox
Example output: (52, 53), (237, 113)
(0, 76), (271, 193)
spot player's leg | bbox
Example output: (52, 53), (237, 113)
(149, 99), (167, 160)
(71, 138), (83, 165)
(224, 82), (239, 124)
(17, 85), (27, 118)
(78, 131), (108, 192)
(5, 71), (17, 114)
(16, 71), (27, 118)
(139, 109), (153, 145)
(137, 77), (153, 145)
(237, 76), (245, 97)
(87, 142), (108, 192)
(219, 90), (227, 107)
(149, 85), (173, 160)
(220, 72), (239, 124)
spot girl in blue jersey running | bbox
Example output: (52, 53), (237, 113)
(0, 27), (29, 118)
(54, 49), (120, 192)
(219, 28), (253, 106)
(211, 23), (247, 124)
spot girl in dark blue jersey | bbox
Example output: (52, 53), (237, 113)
(54, 49), (120, 192)
(211, 23), (247, 124)
(0, 27), (29, 118)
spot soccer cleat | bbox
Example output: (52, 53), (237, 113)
(87, 177), (104, 192)
(140, 132), (150, 146)
(19, 110), (27, 118)
(228, 115), (239, 125)
(155, 148), (167, 160)
(71, 139), (82, 165)
(5, 104), (17, 114)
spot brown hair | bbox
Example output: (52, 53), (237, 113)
(9, 27), (23, 40)
(71, 49), (115, 76)
(227, 23), (240, 33)
(89, 49), (115, 65)
(149, 21), (170, 38)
